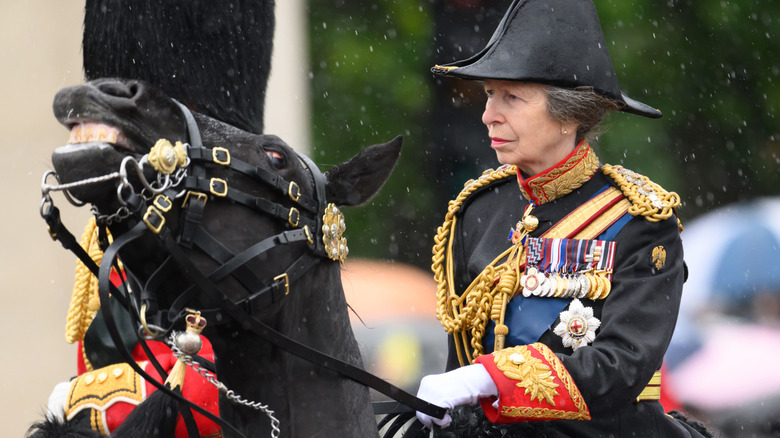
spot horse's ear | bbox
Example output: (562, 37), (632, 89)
(324, 135), (402, 206)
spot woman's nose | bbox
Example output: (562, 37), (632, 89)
(482, 99), (502, 126)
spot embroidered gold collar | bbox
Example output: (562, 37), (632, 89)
(517, 143), (599, 204)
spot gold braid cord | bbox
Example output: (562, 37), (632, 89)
(602, 164), (682, 229)
(65, 218), (113, 348)
(432, 165), (526, 365)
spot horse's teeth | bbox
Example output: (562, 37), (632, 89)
(68, 122), (119, 145)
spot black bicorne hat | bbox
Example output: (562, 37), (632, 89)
(432, 0), (662, 118)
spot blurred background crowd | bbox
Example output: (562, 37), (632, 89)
(2, 1), (778, 436)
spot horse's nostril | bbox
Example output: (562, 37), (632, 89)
(128, 83), (140, 97)
(96, 81), (136, 99)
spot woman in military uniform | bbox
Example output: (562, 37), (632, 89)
(416, 0), (712, 436)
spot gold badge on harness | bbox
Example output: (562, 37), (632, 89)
(651, 246), (666, 270)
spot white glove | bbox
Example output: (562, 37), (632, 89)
(415, 363), (498, 428)
(46, 380), (73, 420)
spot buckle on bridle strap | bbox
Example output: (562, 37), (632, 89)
(143, 205), (166, 233)
(153, 194), (173, 212)
(182, 191), (208, 208)
(274, 273), (290, 296)
(288, 207), (300, 227)
(209, 178), (228, 197)
(212, 147), (231, 166)
(288, 181), (301, 202)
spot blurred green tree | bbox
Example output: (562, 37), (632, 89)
(594, 0), (780, 220)
(309, 0), (439, 267)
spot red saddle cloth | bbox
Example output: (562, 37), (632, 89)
(70, 336), (221, 438)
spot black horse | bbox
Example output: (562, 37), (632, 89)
(33, 77), (404, 438)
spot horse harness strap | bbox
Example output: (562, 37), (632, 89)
(187, 146), (319, 214)
(182, 175), (317, 231)
(165, 227), (318, 322)
(153, 225), (449, 421)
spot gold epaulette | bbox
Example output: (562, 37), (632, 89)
(602, 164), (682, 229)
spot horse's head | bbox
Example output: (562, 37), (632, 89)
(53, 79), (183, 204)
(49, 77), (402, 328)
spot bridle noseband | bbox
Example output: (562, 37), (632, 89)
(41, 100), (447, 438)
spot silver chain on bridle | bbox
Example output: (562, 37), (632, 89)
(167, 332), (282, 438)
(41, 149), (190, 225)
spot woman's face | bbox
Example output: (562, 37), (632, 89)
(482, 80), (577, 175)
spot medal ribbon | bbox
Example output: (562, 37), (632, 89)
(525, 237), (615, 275)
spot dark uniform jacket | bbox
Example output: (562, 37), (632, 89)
(440, 144), (707, 437)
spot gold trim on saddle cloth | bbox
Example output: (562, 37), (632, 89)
(636, 371), (663, 402)
(65, 362), (146, 435)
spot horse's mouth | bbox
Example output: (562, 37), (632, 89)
(51, 121), (148, 194)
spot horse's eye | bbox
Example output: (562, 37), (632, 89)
(265, 150), (285, 170)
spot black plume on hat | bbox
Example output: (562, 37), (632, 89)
(432, 0), (661, 118)
(83, 0), (276, 134)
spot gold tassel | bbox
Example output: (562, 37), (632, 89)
(166, 311), (207, 390)
(165, 361), (187, 391)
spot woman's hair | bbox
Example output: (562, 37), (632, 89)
(543, 86), (620, 143)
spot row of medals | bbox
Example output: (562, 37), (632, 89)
(519, 266), (612, 300)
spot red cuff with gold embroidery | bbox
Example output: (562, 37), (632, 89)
(474, 343), (590, 423)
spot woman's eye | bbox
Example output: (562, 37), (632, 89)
(265, 150), (285, 170)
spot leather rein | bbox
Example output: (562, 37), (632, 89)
(41, 102), (446, 437)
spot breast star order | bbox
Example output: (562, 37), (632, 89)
(553, 299), (601, 350)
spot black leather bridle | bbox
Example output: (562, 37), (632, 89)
(42, 101), (446, 437)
